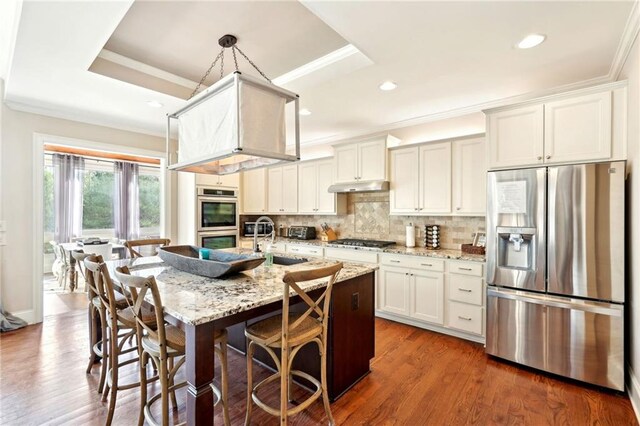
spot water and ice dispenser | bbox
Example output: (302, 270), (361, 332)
(496, 227), (537, 270)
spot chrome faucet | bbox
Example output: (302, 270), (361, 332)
(253, 216), (275, 253)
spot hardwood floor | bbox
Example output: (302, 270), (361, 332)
(0, 303), (637, 425)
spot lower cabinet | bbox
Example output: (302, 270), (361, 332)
(378, 255), (485, 341)
(379, 265), (444, 326)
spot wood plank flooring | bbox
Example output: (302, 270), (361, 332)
(0, 303), (637, 425)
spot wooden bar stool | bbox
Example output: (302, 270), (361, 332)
(124, 238), (171, 258)
(115, 266), (231, 426)
(85, 256), (156, 426)
(244, 263), (343, 426)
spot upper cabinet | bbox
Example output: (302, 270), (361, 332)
(267, 164), (298, 214)
(452, 137), (486, 215)
(390, 136), (485, 216)
(241, 168), (267, 214)
(486, 82), (626, 169)
(333, 135), (398, 183)
(195, 173), (240, 188)
(298, 159), (346, 215)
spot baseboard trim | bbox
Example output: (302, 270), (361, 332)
(10, 309), (37, 325)
(629, 366), (640, 423)
(375, 311), (486, 344)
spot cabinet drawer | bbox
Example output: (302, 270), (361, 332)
(449, 261), (483, 276)
(448, 275), (484, 306)
(286, 244), (324, 258)
(325, 248), (378, 264)
(448, 301), (483, 335)
(270, 242), (286, 252)
(380, 254), (444, 272)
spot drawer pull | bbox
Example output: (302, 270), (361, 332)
(458, 267), (473, 271)
(421, 263), (433, 267)
(458, 288), (472, 293)
(390, 260), (401, 263)
(458, 316), (472, 321)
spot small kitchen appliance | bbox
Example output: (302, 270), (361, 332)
(287, 226), (317, 240)
(329, 239), (395, 249)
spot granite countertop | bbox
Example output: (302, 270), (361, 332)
(241, 236), (486, 262)
(107, 253), (377, 326)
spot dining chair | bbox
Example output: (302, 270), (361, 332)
(71, 249), (88, 292)
(84, 256), (156, 426)
(124, 238), (171, 258)
(50, 240), (71, 290)
(244, 262), (343, 426)
(84, 243), (113, 261)
(115, 266), (231, 426)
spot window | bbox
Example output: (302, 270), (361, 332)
(82, 160), (115, 237)
(138, 166), (161, 237)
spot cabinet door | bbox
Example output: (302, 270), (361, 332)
(316, 159), (336, 214)
(358, 139), (387, 181)
(267, 167), (283, 213)
(390, 147), (420, 214)
(281, 164), (298, 213)
(217, 173), (239, 188)
(242, 168), (267, 214)
(195, 173), (219, 186)
(411, 270), (444, 325)
(488, 105), (544, 169)
(544, 91), (612, 164)
(452, 138), (486, 215)
(379, 267), (410, 316)
(334, 144), (358, 183)
(298, 162), (318, 213)
(419, 142), (451, 214)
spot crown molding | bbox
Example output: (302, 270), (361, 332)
(609, 0), (640, 80)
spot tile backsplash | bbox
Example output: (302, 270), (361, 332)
(242, 192), (485, 249)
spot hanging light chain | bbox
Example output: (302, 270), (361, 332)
(234, 45), (272, 83)
(189, 36), (273, 99)
(189, 47), (225, 99)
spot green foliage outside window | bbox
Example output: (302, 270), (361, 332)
(82, 170), (115, 230)
(139, 174), (161, 228)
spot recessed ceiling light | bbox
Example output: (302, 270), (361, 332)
(517, 34), (546, 49)
(379, 81), (397, 91)
(146, 100), (163, 108)
(299, 108), (312, 116)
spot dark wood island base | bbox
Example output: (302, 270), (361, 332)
(225, 271), (376, 401)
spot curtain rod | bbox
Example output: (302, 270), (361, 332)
(45, 151), (160, 169)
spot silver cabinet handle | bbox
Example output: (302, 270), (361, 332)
(458, 288), (472, 293)
(537, 156), (542, 160)
(456, 207), (461, 210)
(421, 263), (432, 267)
(459, 267), (473, 271)
(458, 316), (472, 321)
(390, 260), (401, 263)
(419, 208), (423, 211)
(546, 155), (551, 159)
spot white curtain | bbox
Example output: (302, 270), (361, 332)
(113, 161), (139, 241)
(53, 154), (84, 243)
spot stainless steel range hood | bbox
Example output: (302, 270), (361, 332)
(328, 180), (389, 193)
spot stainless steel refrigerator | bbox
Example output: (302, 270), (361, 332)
(485, 161), (625, 391)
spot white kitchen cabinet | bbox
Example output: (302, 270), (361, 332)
(391, 139), (478, 216)
(411, 269), (444, 325)
(267, 164), (298, 214)
(195, 173), (239, 188)
(487, 104), (544, 169)
(298, 159), (345, 215)
(446, 261), (484, 336)
(452, 137), (486, 215)
(379, 266), (410, 316)
(486, 82), (626, 170)
(544, 91), (612, 164)
(389, 147), (419, 214)
(419, 142), (451, 214)
(333, 136), (395, 183)
(241, 168), (267, 214)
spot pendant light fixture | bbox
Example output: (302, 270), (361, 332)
(166, 34), (300, 175)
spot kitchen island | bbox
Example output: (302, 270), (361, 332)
(105, 252), (376, 426)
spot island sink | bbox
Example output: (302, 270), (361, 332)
(272, 255), (309, 266)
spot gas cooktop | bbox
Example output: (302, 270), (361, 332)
(329, 239), (396, 249)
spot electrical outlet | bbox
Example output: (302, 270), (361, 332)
(351, 292), (359, 310)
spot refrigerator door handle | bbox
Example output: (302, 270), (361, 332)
(487, 287), (623, 317)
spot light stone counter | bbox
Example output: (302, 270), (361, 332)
(107, 253), (376, 326)
(241, 237), (485, 262)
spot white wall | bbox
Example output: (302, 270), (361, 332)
(0, 78), (177, 320)
(618, 30), (640, 421)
